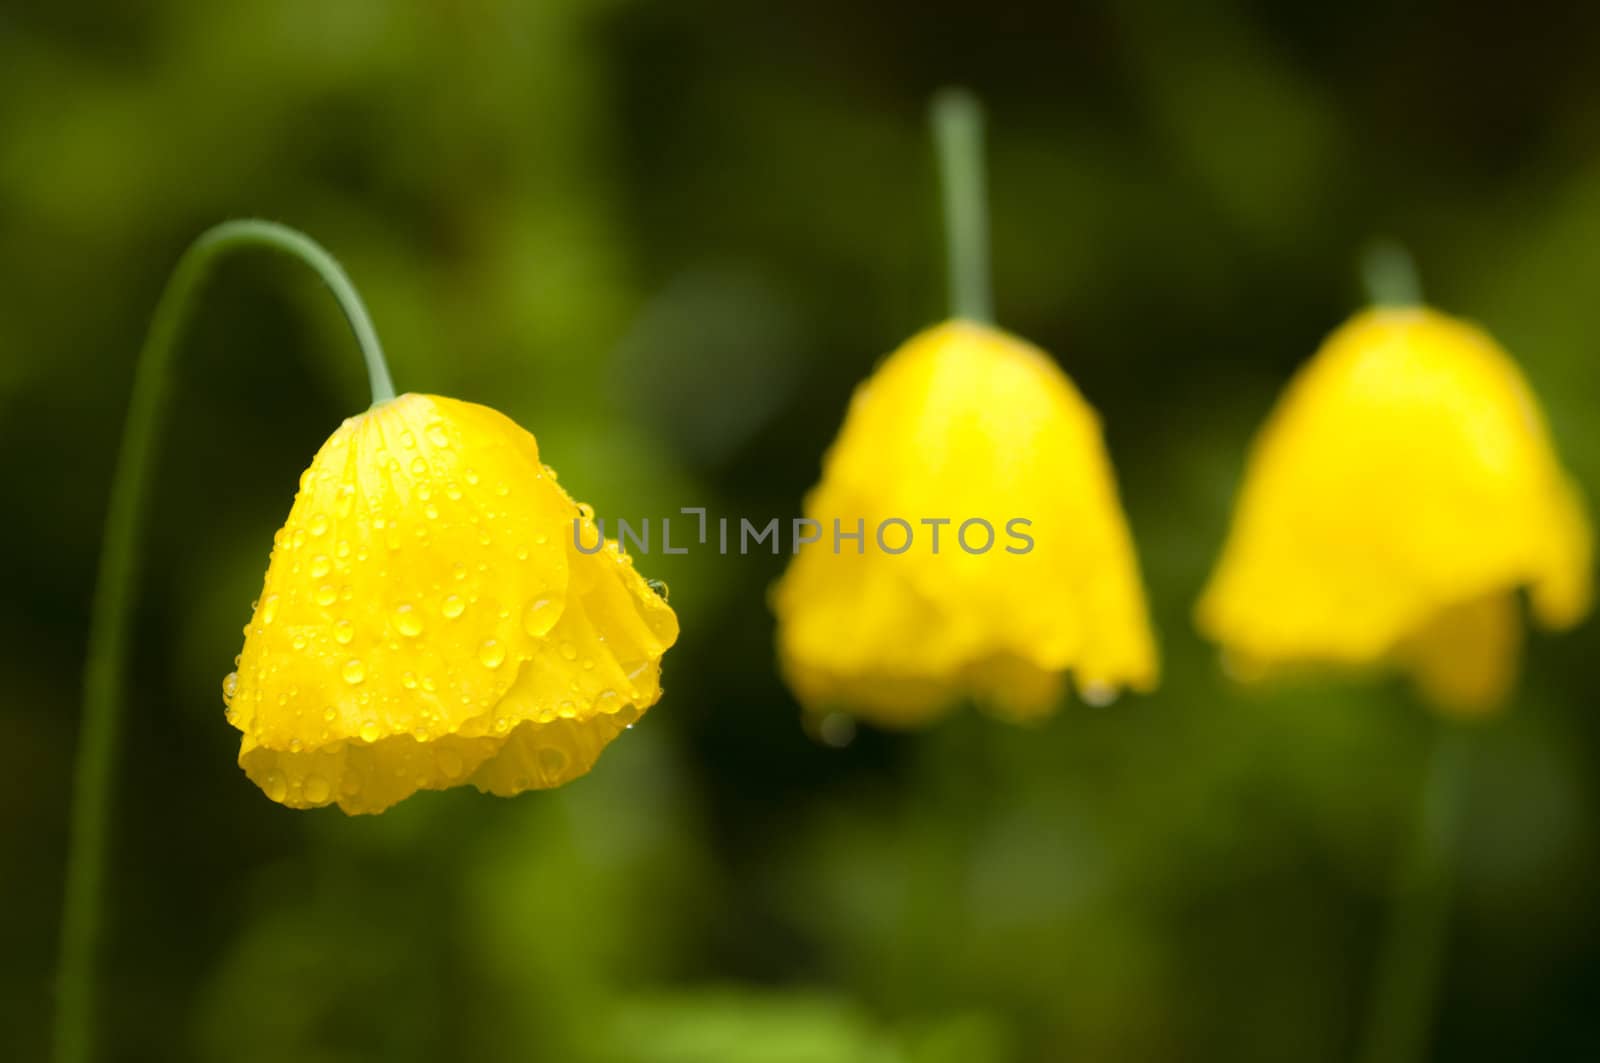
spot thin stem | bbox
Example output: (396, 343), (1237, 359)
(1357, 723), (1470, 1063)
(1361, 239), (1423, 307)
(931, 87), (994, 323)
(54, 219), (393, 1063)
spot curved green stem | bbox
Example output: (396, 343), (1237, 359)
(54, 219), (393, 1063)
(931, 87), (993, 324)
(1357, 723), (1469, 1063)
(1361, 239), (1423, 307)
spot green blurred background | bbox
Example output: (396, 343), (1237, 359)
(4, 1), (1600, 1059)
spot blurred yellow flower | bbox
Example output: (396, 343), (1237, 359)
(772, 320), (1158, 727)
(1197, 306), (1592, 714)
(222, 393), (679, 813)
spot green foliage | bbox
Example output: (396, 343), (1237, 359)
(3, 1), (1600, 1060)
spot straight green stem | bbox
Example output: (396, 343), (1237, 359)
(1357, 723), (1469, 1063)
(931, 87), (994, 323)
(53, 219), (392, 1063)
(1361, 239), (1423, 307)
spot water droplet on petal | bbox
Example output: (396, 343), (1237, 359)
(537, 746), (569, 776)
(315, 585), (337, 607)
(359, 720), (381, 743)
(263, 772), (288, 802)
(436, 748), (463, 777)
(442, 595), (465, 619)
(1080, 682), (1119, 708)
(221, 671), (239, 705)
(342, 659), (365, 684)
(261, 595), (279, 623)
(559, 642), (577, 661)
(522, 597), (557, 637)
(309, 514), (329, 537)
(426, 423), (450, 448)
(334, 619), (354, 645)
(303, 775), (331, 803)
(394, 604), (423, 637)
(817, 712), (856, 748)
(410, 456), (428, 476)
(479, 640), (505, 669)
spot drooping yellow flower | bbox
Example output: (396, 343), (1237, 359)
(1196, 306), (1592, 714)
(772, 320), (1158, 727)
(222, 393), (679, 813)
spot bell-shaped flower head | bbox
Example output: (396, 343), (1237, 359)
(223, 393), (679, 813)
(772, 321), (1159, 727)
(1196, 307), (1592, 713)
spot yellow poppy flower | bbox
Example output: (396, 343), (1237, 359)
(222, 393), (679, 813)
(1196, 306), (1592, 714)
(772, 320), (1158, 727)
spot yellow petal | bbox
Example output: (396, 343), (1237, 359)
(772, 320), (1158, 726)
(225, 393), (678, 813)
(1196, 307), (1592, 712)
(1395, 592), (1520, 716)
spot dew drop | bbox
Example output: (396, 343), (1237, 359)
(577, 502), (594, 521)
(394, 604), (424, 637)
(337, 483), (355, 517)
(221, 671), (239, 705)
(426, 423), (450, 448)
(522, 597), (557, 637)
(288, 737), (303, 753)
(464, 467), (480, 485)
(410, 456), (428, 476)
(1080, 682), (1119, 708)
(359, 720), (381, 743)
(401, 671), (418, 690)
(817, 712), (856, 748)
(309, 514), (330, 537)
(263, 772), (287, 802)
(557, 699), (577, 719)
(647, 579), (670, 602)
(261, 595), (279, 623)
(558, 642), (577, 661)
(323, 706), (337, 722)
(334, 619), (354, 645)
(315, 585), (337, 607)
(479, 640), (506, 669)
(442, 595), (465, 619)
(342, 659), (365, 684)
(596, 689), (621, 714)
(303, 775), (331, 803)
(311, 555), (332, 578)
(537, 746), (569, 776)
